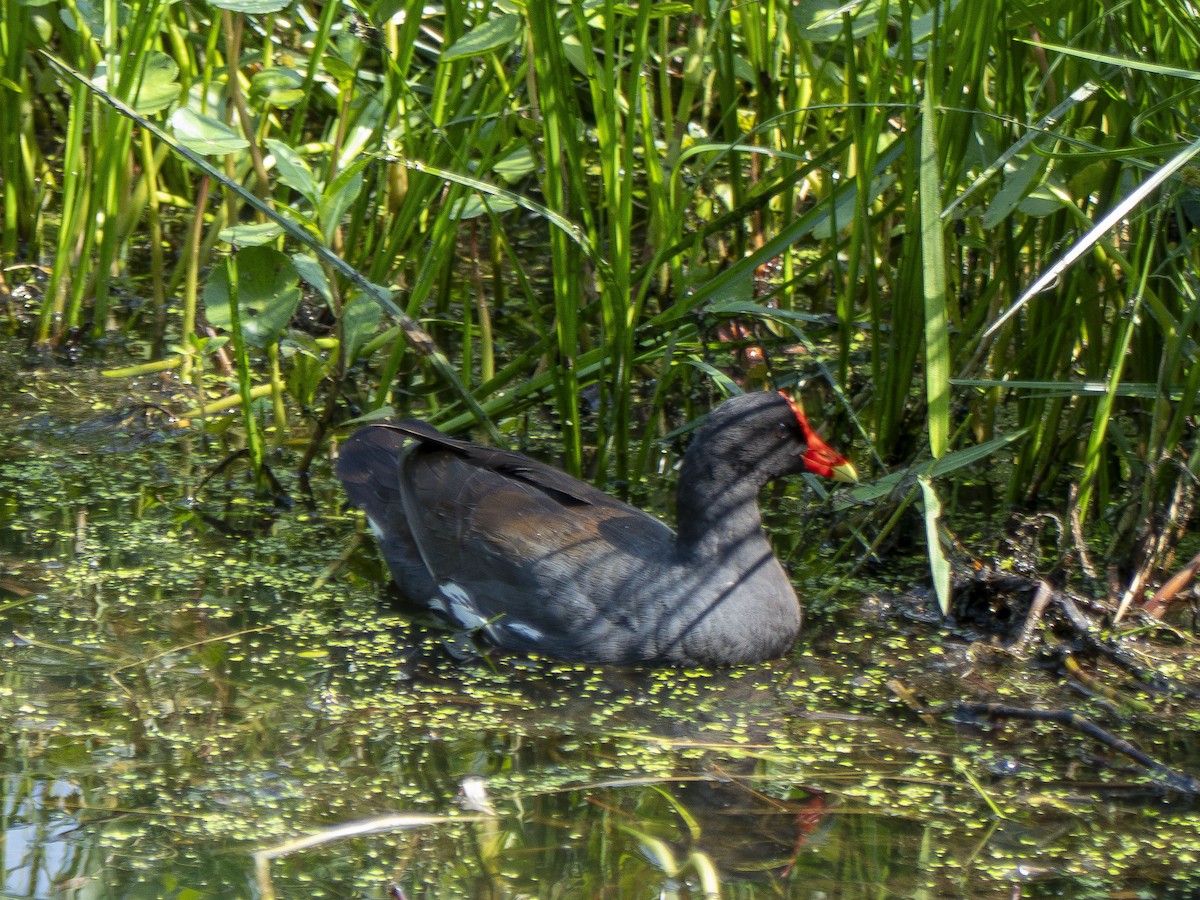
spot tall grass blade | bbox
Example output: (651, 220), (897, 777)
(919, 88), (950, 459)
(984, 132), (1200, 340)
(221, 254), (264, 474)
(919, 474), (952, 616)
(38, 50), (498, 440)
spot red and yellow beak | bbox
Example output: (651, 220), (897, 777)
(778, 391), (858, 483)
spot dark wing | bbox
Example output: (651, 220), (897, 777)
(389, 419), (628, 508)
(337, 425), (440, 601)
(338, 423), (676, 661)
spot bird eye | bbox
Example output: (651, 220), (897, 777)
(775, 421), (790, 439)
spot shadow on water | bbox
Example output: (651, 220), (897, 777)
(5, 359), (1200, 898)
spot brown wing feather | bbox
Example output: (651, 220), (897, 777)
(401, 449), (674, 594)
(385, 420), (630, 509)
(339, 423), (676, 655)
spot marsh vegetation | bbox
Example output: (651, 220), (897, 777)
(5, 0), (1200, 895)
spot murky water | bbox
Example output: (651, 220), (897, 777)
(4, 355), (1200, 898)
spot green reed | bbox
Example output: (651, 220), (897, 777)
(4, 0), (1200, 575)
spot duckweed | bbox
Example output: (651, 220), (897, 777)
(4, 363), (1200, 897)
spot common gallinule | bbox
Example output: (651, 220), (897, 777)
(337, 391), (856, 666)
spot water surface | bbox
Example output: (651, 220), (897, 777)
(3, 357), (1200, 898)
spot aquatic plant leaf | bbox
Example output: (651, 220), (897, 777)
(56, 0), (101, 34)
(984, 131), (1200, 339)
(266, 138), (320, 207)
(219, 223), (282, 246)
(981, 154), (1043, 230)
(792, 0), (884, 41)
(442, 14), (522, 61)
(292, 254), (331, 303)
(170, 108), (248, 155)
(94, 52), (179, 115)
(203, 246), (301, 348)
(342, 292), (383, 364)
(251, 66), (306, 109)
(318, 52), (353, 86)
(918, 475), (952, 616)
(207, 0), (290, 11)
(613, 2), (691, 16)
(493, 144), (536, 183)
(908, 0), (965, 59)
(849, 430), (1028, 503)
(919, 87), (949, 460)
(1024, 39), (1200, 80)
(1018, 184), (1065, 218)
(319, 167), (365, 241)
(451, 193), (518, 219)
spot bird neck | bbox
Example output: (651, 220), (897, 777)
(665, 462), (800, 665)
(673, 460), (771, 560)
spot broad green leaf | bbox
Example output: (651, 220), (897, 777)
(451, 193), (517, 219)
(442, 14), (522, 61)
(493, 144), (536, 183)
(170, 108), (248, 155)
(250, 66), (306, 109)
(981, 154), (1043, 229)
(58, 1), (101, 34)
(811, 173), (895, 239)
(1068, 161), (1110, 199)
(292, 254), (332, 304)
(266, 138), (320, 206)
(1018, 184), (1065, 218)
(561, 32), (588, 76)
(342, 292), (383, 364)
(337, 92), (386, 168)
(219, 223), (282, 246)
(203, 246), (301, 348)
(908, 0), (964, 60)
(323, 54), (357, 86)
(792, 0), (883, 41)
(94, 52), (179, 115)
(319, 169), (364, 240)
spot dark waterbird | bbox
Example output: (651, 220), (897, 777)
(336, 391), (856, 666)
